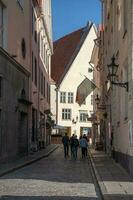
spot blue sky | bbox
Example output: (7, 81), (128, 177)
(52, 0), (101, 41)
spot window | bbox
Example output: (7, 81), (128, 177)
(44, 45), (46, 64)
(46, 83), (50, 104)
(31, 7), (34, 34)
(40, 36), (43, 59)
(0, 78), (1, 97)
(32, 108), (37, 142)
(32, 52), (34, 81)
(47, 82), (49, 102)
(48, 85), (50, 103)
(123, 0), (127, 35)
(47, 54), (50, 74)
(43, 76), (45, 97)
(34, 30), (37, 43)
(62, 109), (71, 120)
(79, 111), (88, 122)
(41, 72), (43, 95)
(68, 92), (73, 103)
(0, 1), (5, 48)
(34, 57), (37, 86)
(60, 92), (66, 103)
(91, 95), (93, 105)
(38, 67), (40, 91)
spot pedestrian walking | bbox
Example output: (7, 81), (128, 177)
(71, 135), (79, 159)
(62, 133), (69, 157)
(79, 135), (88, 158)
(70, 134), (75, 157)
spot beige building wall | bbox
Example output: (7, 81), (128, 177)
(1, 0), (31, 71)
(103, 0), (133, 175)
(0, 0), (53, 151)
(56, 25), (97, 139)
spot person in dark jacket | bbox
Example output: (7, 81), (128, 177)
(62, 133), (69, 157)
(70, 134), (75, 157)
(71, 135), (79, 159)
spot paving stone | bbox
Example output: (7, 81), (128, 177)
(90, 149), (133, 200)
(0, 146), (101, 200)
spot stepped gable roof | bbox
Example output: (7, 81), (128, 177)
(51, 23), (93, 86)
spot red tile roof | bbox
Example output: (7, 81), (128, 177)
(51, 27), (86, 85)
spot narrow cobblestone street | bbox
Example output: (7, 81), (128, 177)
(0, 147), (102, 200)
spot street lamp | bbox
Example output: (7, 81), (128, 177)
(95, 94), (100, 105)
(107, 56), (128, 91)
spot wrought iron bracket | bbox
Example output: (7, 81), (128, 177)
(112, 82), (128, 91)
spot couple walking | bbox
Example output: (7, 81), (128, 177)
(62, 133), (79, 159)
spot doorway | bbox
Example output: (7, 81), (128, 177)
(18, 112), (28, 156)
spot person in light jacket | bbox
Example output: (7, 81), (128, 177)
(79, 135), (88, 158)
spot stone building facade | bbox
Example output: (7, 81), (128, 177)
(0, 47), (30, 162)
(102, 0), (133, 177)
(0, 0), (53, 162)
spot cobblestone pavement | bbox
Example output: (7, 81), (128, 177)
(0, 146), (102, 200)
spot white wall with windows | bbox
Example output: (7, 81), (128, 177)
(55, 24), (97, 138)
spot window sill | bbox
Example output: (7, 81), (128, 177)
(79, 121), (88, 123)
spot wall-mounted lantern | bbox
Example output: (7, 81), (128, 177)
(95, 94), (100, 105)
(107, 56), (128, 91)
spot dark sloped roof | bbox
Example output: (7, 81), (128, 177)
(51, 27), (85, 84)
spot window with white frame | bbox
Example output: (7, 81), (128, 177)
(60, 92), (66, 103)
(79, 111), (88, 122)
(62, 109), (71, 120)
(68, 92), (73, 103)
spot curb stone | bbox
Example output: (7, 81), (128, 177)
(0, 145), (59, 177)
(89, 150), (111, 200)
